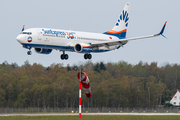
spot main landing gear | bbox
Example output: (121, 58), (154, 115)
(84, 53), (92, 59)
(60, 52), (91, 60)
(60, 51), (69, 60)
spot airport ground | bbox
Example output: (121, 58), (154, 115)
(0, 114), (180, 120)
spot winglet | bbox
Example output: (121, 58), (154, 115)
(158, 21), (167, 37)
(22, 25), (25, 32)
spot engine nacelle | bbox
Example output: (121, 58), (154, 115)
(74, 43), (92, 53)
(34, 48), (52, 54)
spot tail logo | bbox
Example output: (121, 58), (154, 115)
(116, 10), (129, 27)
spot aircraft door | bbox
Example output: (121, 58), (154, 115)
(38, 32), (42, 40)
(36, 29), (42, 40)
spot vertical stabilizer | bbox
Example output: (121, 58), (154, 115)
(104, 2), (130, 39)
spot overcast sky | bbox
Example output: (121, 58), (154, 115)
(0, 0), (179, 67)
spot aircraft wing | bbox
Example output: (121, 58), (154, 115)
(90, 21), (167, 48)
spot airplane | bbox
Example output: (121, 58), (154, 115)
(16, 2), (167, 60)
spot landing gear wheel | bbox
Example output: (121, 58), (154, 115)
(27, 51), (32, 55)
(61, 54), (64, 60)
(87, 54), (92, 59)
(84, 54), (88, 59)
(64, 54), (68, 60)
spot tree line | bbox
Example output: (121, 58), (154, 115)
(0, 60), (179, 108)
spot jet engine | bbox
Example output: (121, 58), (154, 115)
(74, 43), (92, 53)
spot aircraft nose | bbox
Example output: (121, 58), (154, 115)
(16, 34), (24, 43)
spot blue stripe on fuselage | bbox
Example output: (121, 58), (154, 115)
(21, 43), (110, 53)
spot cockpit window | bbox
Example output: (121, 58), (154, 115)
(21, 32), (32, 35)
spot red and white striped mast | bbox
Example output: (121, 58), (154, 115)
(77, 68), (91, 119)
(79, 68), (82, 119)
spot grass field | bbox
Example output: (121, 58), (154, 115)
(0, 115), (180, 120)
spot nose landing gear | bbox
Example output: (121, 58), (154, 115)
(27, 51), (32, 55)
(27, 49), (32, 55)
(24, 46), (32, 55)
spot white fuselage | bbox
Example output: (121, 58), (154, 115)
(16, 28), (124, 53)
